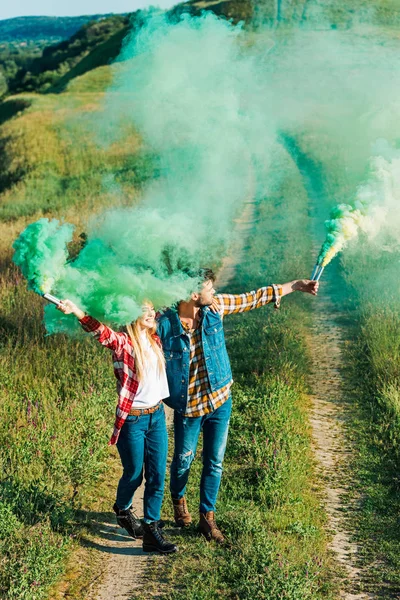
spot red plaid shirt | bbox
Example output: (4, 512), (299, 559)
(79, 316), (162, 445)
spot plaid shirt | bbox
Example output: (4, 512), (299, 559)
(183, 285), (282, 417)
(80, 316), (162, 445)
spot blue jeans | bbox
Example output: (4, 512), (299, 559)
(170, 396), (232, 513)
(116, 404), (168, 523)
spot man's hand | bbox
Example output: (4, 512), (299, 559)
(57, 299), (86, 320)
(293, 279), (319, 295)
(280, 279), (319, 298)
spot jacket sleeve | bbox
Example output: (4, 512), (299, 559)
(79, 315), (128, 354)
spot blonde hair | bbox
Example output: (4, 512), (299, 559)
(126, 306), (165, 383)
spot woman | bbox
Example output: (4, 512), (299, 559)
(58, 299), (177, 555)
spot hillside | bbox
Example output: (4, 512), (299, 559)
(0, 15), (119, 43)
(7, 15), (130, 94)
(0, 1), (253, 96)
(3, 0), (400, 98)
(0, 14), (130, 97)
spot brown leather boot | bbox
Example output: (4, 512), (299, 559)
(199, 511), (225, 544)
(172, 496), (192, 527)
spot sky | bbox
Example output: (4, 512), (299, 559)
(0, 0), (177, 20)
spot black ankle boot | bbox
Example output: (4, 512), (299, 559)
(113, 503), (144, 539)
(142, 521), (178, 554)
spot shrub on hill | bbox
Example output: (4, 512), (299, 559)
(168, 0), (253, 24)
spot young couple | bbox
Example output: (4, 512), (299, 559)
(59, 269), (318, 554)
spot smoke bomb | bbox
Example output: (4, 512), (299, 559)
(311, 264), (319, 280)
(43, 293), (62, 307)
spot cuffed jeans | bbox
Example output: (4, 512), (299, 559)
(116, 405), (168, 523)
(170, 396), (232, 514)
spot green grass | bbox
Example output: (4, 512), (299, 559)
(0, 258), (120, 599)
(3, 19), (400, 599)
(0, 76), (160, 222)
(0, 63), (150, 598)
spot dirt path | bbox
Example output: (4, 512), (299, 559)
(216, 197), (256, 289)
(282, 134), (373, 598)
(306, 266), (372, 600)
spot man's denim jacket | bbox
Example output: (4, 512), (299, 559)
(157, 306), (232, 413)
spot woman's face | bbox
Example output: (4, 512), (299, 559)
(138, 303), (156, 330)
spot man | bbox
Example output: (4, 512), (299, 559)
(157, 269), (318, 543)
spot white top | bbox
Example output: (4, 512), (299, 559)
(132, 332), (169, 409)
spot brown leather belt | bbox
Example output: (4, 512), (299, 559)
(128, 401), (162, 416)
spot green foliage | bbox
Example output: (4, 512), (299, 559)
(0, 518), (68, 600)
(170, 0), (253, 24)
(0, 15), (127, 95)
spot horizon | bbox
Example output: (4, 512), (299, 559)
(0, 0), (176, 21)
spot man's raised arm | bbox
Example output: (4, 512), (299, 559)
(214, 279), (318, 316)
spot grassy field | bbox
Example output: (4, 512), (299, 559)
(3, 15), (400, 599)
(0, 62), (337, 598)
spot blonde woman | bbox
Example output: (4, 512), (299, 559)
(58, 299), (177, 555)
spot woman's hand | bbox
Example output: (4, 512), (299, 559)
(57, 300), (86, 320)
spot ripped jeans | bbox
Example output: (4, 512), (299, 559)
(170, 396), (232, 514)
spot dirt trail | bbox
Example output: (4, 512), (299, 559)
(216, 197), (256, 289)
(53, 410), (174, 600)
(306, 267), (372, 600)
(281, 134), (372, 598)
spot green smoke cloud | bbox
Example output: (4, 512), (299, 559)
(12, 219), (74, 295)
(13, 9), (400, 332)
(15, 13), (268, 333)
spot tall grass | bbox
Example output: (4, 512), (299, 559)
(0, 256), (118, 598)
(0, 78), (158, 222)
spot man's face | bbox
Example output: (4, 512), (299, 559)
(195, 279), (216, 307)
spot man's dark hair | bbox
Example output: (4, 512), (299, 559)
(198, 267), (216, 283)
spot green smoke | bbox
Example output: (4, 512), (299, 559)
(13, 10), (400, 332)
(315, 140), (399, 270)
(14, 12), (274, 333)
(12, 219), (74, 294)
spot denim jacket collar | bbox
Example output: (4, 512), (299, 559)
(169, 304), (211, 337)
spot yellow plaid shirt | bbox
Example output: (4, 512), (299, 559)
(182, 285), (282, 417)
